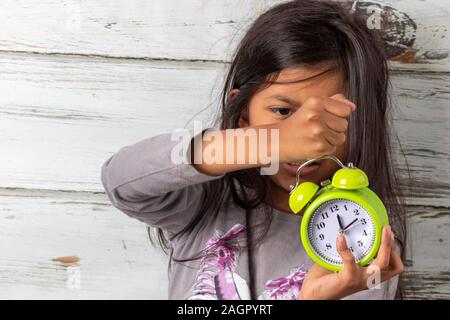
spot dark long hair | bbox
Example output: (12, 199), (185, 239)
(148, 0), (408, 299)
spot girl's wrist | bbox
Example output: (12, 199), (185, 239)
(192, 126), (277, 175)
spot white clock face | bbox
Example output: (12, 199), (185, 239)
(307, 199), (376, 266)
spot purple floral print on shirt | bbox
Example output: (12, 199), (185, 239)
(187, 223), (307, 300)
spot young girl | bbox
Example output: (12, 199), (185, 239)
(101, 0), (406, 300)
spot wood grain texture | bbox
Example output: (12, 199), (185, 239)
(0, 0), (448, 69)
(0, 0), (448, 300)
(0, 52), (222, 192)
(390, 71), (450, 207)
(0, 188), (169, 299)
(0, 189), (447, 299)
(0, 53), (448, 206)
(403, 206), (450, 299)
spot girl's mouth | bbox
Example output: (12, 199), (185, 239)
(283, 162), (321, 177)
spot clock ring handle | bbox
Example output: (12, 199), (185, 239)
(289, 155), (349, 194)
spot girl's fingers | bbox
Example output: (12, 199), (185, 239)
(388, 248), (404, 275)
(381, 249), (405, 282)
(374, 225), (392, 270)
(323, 95), (356, 118)
(336, 234), (358, 273)
(322, 111), (349, 133)
(330, 93), (357, 111)
(323, 127), (346, 147)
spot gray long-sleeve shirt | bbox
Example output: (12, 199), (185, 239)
(101, 130), (398, 300)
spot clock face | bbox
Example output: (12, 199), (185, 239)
(307, 199), (376, 266)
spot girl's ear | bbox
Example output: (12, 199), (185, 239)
(228, 89), (250, 128)
(228, 88), (240, 101)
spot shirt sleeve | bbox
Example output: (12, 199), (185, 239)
(101, 128), (225, 240)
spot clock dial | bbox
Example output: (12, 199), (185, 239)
(307, 199), (376, 266)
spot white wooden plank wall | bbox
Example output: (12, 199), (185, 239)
(0, 0), (448, 299)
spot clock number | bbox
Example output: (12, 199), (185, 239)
(357, 240), (363, 247)
(344, 205), (348, 211)
(316, 222), (326, 230)
(330, 204), (339, 213)
(319, 234), (325, 241)
(354, 209), (359, 216)
(325, 243), (332, 250)
(363, 230), (368, 236)
(321, 212), (329, 220)
(361, 218), (367, 225)
(349, 246), (354, 253)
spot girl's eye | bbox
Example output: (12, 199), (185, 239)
(271, 107), (292, 117)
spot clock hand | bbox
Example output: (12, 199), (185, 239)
(343, 220), (363, 232)
(337, 214), (344, 233)
(342, 218), (359, 231)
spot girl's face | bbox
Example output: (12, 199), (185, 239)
(236, 62), (349, 195)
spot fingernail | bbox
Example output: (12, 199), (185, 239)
(337, 234), (345, 245)
(385, 225), (392, 238)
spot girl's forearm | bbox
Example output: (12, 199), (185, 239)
(191, 124), (279, 176)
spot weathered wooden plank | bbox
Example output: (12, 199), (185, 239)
(403, 271), (450, 300)
(0, 52), (221, 192)
(0, 0), (448, 69)
(0, 53), (448, 206)
(405, 206), (450, 271)
(403, 206), (450, 299)
(0, 188), (169, 299)
(0, 189), (447, 299)
(390, 71), (450, 207)
(0, 0), (266, 60)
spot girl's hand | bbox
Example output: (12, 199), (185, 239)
(298, 225), (404, 300)
(192, 93), (355, 176)
(276, 93), (356, 163)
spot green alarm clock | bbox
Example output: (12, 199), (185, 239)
(289, 155), (389, 272)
